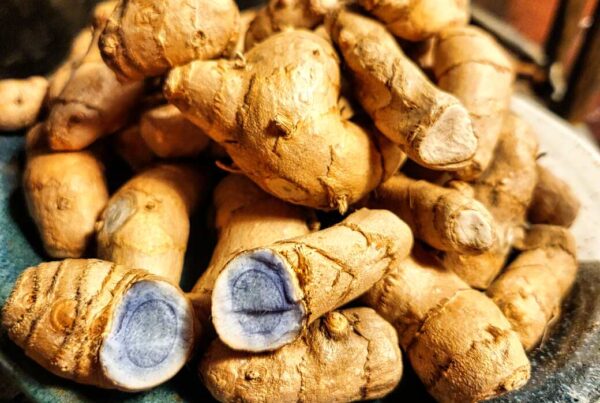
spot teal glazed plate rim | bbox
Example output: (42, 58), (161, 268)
(1, 94), (599, 402)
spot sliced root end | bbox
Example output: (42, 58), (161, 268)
(100, 280), (195, 391)
(212, 250), (306, 352)
(454, 210), (494, 252)
(419, 104), (476, 168)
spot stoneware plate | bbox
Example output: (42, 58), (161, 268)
(0, 91), (599, 402)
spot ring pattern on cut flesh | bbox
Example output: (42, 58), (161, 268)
(100, 280), (194, 390)
(212, 250), (306, 352)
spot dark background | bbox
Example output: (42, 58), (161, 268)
(0, 0), (263, 79)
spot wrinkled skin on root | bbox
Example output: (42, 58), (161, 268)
(140, 104), (210, 158)
(437, 233), (512, 290)
(99, 0), (240, 80)
(411, 289), (530, 403)
(165, 30), (403, 211)
(433, 26), (515, 180)
(363, 247), (530, 403)
(188, 174), (313, 331)
(363, 245), (470, 348)
(1, 259), (195, 391)
(488, 225), (578, 350)
(244, 0), (340, 49)
(96, 164), (205, 284)
(212, 208), (413, 352)
(23, 124), (109, 258)
(369, 174), (496, 254)
(528, 165), (581, 227)
(472, 115), (539, 233)
(358, 0), (470, 41)
(200, 308), (403, 402)
(0, 77), (48, 131)
(439, 114), (539, 288)
(326, 10), (477, 170)
(46, 19), (144, 151)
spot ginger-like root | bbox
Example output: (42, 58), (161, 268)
(0, 77), (48, 131)
(23, 124), (109, 258)
(439, 114), (539, 288)
(1, 259), (195, 391)
(488, 225), (578, 350)
(358, 0), (470, 41)
(363, 246), (531, 402)
(412, 289), (531, 403)
(528, 165), (581, 227)
(327, 10), (477, 170)
(139, 104), (210, 158)
(469, 114), (538, 241)
(46, 28), (94, 106)
(211, 208), (413, 352)
(46, 11), (144, 151)
(189, 174), (313, 328)
(369, 174), (496, 254)
(433, 26), (515, 180)
(99, 0), (240, 81)
(113, 125), (156, 171)
(436, 240), (511, 290)
(165, 30), (404, 211)
(96, 164), (205, 284)
(0, 1), (111, 124)
(244, 0), (339, 49)
(47, 1), (119, 107)
(364, 246), (470, 348)
(200, 307), (402, 402)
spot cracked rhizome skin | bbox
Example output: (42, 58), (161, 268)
(0, 0), (583, 401)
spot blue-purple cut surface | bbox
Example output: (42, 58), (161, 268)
(100, 280), (195, 391)
(0, 135), (211, 402)
(211, 250), (305, 351)
(1, 134), (599, 402)
(0, 0), (599, 397)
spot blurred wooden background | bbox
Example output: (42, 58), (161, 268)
(474, 0), (599, 140)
